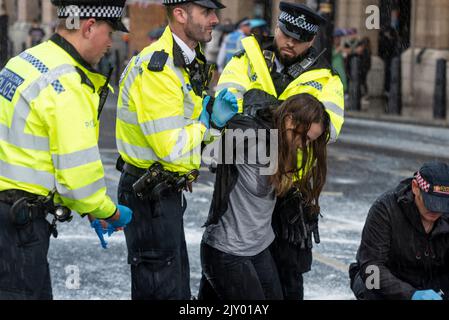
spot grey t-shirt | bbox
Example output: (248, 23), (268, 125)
(203, 132), (276, 257)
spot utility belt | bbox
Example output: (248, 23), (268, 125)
(0, 189), (72, 238)
(123, 162), (199, 200)
(0, 189), (40, 206)
(123, 163), (147, 178)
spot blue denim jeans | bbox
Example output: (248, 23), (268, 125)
(118, 171), (191, 300)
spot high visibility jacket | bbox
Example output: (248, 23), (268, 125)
(217, 35), (345, 143)
(116, 27), (207, 174)
(0, 34), (116, 219)
(216, 36), (345, 178)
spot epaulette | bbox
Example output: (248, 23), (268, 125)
(147, 51), (169, 72)
(234, 49), (246, 58)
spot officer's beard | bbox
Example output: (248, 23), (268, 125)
(273, 42), (304, 68)
(185, 19), (214, 44)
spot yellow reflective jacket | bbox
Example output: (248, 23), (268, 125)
(216, 36), (345, 178)
(0, 34), (116, 219)
(218, 36), (345, 142)
(116, 27), (208, 174)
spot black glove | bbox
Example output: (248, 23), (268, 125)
(305, 204), (321, 245)
(274, 190), (308, 247)
(307, 217), (320, 245)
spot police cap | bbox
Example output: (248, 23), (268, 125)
(278, 2), (326, 42)
(163, 0), (225, 9)
(415, 161), (449, 214)
(51, 0), (128, 33)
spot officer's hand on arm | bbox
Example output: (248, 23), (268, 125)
(211, 89), (238, 128)
(411, 290), (443, 300)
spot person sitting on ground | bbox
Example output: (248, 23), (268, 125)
(349, 161), (449, 300)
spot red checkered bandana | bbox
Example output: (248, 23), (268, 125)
(415, 172), (430, 192)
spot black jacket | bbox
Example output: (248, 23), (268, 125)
(355, 178), (449, 300)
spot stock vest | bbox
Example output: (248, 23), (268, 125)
(216, 35), (345, 175)
(0, 34), (116, 219)
(116, 26), (207, 174)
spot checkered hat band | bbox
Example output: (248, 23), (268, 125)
(57, 6), (124, 19)
(416, 172), (431, 193)
(163, 0), (189, 4)
(279, 11), (319, 34)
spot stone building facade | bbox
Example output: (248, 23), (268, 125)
(2, 0), (448, 117)
(220, 0), (449, 118)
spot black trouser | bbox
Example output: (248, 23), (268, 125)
(118, 171), (190, 300)
(270, 194), (314, 300)
(270, 238), (312, 300)
(0, 200), (52, 300)
(199, 242), (283, 300)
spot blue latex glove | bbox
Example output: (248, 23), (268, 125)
(109, 204), (133, 229)
(211, 88), (238, 128)
(199, 96), (211, 129)
(411, 290), (443, 300)
(91, 220), (115, 249)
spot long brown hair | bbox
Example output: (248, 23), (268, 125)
(270, 94), (330, 207)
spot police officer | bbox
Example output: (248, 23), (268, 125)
(213, 2), (345, 300)
(0, 0), (132, 300)
(116, 0), (231, 300)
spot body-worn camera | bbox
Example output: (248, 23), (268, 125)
(132, 162), (199, 199)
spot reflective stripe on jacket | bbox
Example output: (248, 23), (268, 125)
(116, 26), (206, 174)
(0, 34), (116, 219)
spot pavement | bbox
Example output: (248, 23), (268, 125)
(346, 95), (449, 128)
(43, 91), (449, 300)
(339, 117), (449, 161)
(336, 93), (449, 161)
